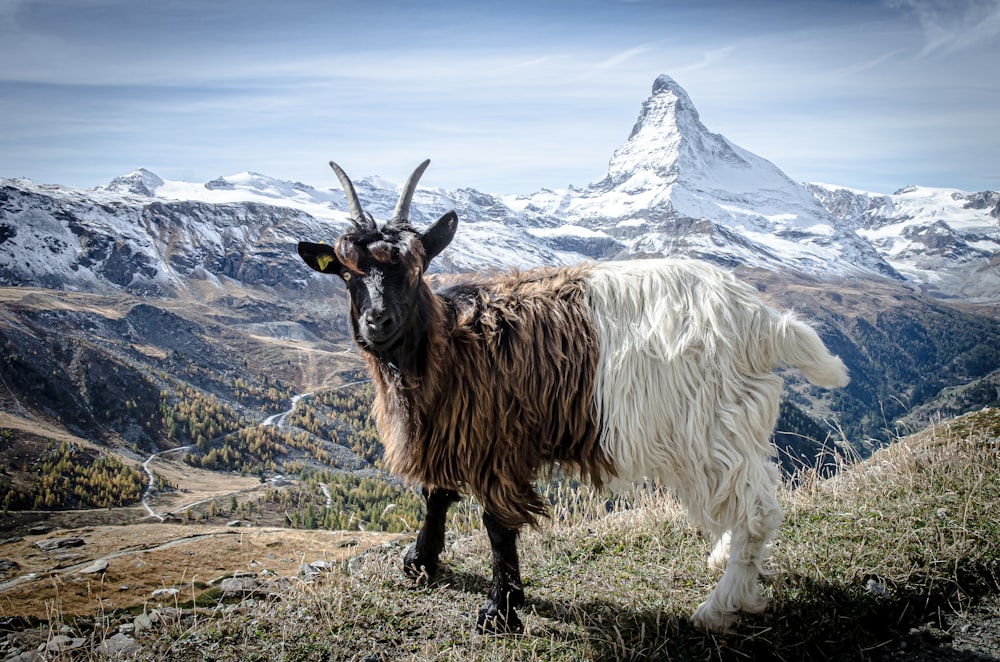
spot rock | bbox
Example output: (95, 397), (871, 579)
(226, 520), (243, 527)
(39, 635), (86, 653)
(150, 588), (179, 599)
(27, 525), (53, 535)
(0, 536), (23, 546)
(34, 537), (84, 552)
(0, 558), (19, 573)
(133, 613), (154, 632)
(154, 607), (188, 625)
(5, 652), (43, 662)
(53, 552), (84, 563)
(78, 559), (109, 574)
(100, 632), (138, 656)
(219, 576), (288, 599)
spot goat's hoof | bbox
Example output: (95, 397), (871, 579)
(476, 603), (524, 635)
(402, 545), (437, 581)
(690, 602), (739, 634)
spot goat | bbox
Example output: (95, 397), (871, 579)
(297, 160), (849, 635)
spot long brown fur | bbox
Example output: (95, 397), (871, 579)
(366, 265), (616, 529)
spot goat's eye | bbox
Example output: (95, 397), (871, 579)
(342, 271), (352, 282)
(390, 247), (400, 262)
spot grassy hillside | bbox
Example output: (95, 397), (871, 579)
(5, 275), (1000, 520)
(76, 407), (998, 661)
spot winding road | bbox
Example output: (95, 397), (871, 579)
(141, 445), (193, 520)
(262, 392), (313, 427)
(141, 382), (367, 520)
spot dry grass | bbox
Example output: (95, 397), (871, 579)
(13, 408), (1000, 661)
(1, 526), (404, 621)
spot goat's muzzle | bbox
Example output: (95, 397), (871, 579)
(360, 307), (402, 350)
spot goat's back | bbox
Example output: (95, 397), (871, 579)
(583, 259), (846, 514)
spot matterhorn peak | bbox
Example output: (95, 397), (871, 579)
(601, 75), (810, 214)
(605, 74), (721, 187)
(639, 74), (702, 136)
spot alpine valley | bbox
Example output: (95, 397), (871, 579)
(2, 73), (999, 546)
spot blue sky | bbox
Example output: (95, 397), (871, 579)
(1, 0), (998, 195)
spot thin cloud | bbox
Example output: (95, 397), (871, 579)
(887, 0), (1000, 57)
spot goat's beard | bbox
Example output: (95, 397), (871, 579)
(357, 323), (427, 379)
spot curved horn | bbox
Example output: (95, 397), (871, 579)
(391, 159), (431, 224)
(329, 161), (368, 228)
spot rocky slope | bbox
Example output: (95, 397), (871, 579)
(1, 74), (999, 483)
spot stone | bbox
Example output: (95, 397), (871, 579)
(5, 652), (43, 662)
(34, 537), (84, 552)
(133, 613), (154, 632)
(40, 635), (85, 652)
(100, 632), (138, 656)
(219, 576), (272, 598)
(79, 559), (109, 574)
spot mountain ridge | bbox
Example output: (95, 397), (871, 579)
(2, 73), (1000, 469)
(6, 75), (996, 301)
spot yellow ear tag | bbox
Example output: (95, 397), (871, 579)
(317, 253), (335, 272)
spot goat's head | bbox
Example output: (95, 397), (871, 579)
(297, 160), (458, 363)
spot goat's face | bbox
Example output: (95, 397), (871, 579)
(297, 160), (457, 362)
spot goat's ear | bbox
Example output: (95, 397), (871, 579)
(297, 241), (341, 274)
(420, 211), (458, 265)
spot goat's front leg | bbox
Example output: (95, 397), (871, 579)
(404, 486), (459, 580)
(476, 511), (525, 634)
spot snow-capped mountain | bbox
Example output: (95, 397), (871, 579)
(807, 183), (1000, 302)
(0, 170), (577, 297)
(0, 175), (327, 296)
(507, 75), (897, 279)
(1, 74), (998, 303)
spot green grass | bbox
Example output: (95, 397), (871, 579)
(53, 408), (1000, 660)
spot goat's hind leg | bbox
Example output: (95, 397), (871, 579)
(691, 468), (784, 633)
(476, 511), (525, 634)
(404, 486), (460, 580)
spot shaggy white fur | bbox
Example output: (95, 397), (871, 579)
(584, 259), (849, 632)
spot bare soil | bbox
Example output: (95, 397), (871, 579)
(0, 412), (404, 622)
(0, 522), (402, 621)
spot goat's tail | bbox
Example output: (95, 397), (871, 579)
(770, 312), (850, 388)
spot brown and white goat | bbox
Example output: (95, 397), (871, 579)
(297, 160), (849, 634)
